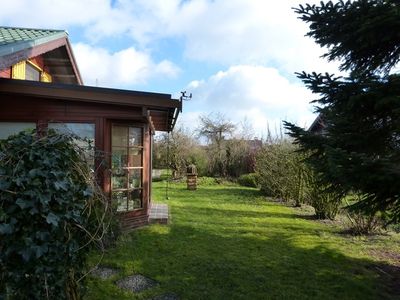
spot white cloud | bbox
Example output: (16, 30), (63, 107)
(0, 0), (342, 75)
(0, 0), (330, 136)
(73, 43), (180, 87)
(184, 65), (316, 137)
(167, 0), (341, 74)
(0, 0), (113, 29)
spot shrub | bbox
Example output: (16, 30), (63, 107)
(256, 140), (309, 206)
(306, 182), (342, 220)
(344, 195), (383, 235)
(0, 130), (111, 299)
(238, 173), (259, 188)
(197, 176), (218, 186)
(345, 211), (382, 235)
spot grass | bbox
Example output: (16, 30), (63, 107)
(85, 181), (400, 299)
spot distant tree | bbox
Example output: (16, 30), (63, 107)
(198, 113), (236, 145)
(154, 127), (200, 178)
(284, 0), (400, 222)
(198, 113), (236, 176)
(225, 138), (252, 177)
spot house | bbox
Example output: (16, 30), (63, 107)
(0, 26), (181, 229)
(308, 114), (326, 134)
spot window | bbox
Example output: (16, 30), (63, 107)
(0, 122), (36, 139)
(111, 125), (143, 212)
(25, 63), (41, 81)
(48, 123), (95, 167)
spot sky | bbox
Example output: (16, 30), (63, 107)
(1, 0), (342, 138)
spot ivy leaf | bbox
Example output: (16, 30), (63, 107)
(83, 187), (93, 197)
(34, 245), (48, 258)
(19, 248), (32, 262)
(54, 180), (68, 191)
(0, 223), (13, 235)
(0, 179), (11, 190)
(39, 193), (51, 205)
(16, 198), (30, 209)
(46, 213), (60, 227)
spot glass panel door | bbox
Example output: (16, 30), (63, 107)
(111, 124), (143, 212)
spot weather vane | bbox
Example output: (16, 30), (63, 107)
(180, 91), (192, 101)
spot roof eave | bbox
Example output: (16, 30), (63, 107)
(0, 31), (67, 57)
(0, 77), (181, 110)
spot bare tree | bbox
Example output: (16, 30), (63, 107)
(197, 113), (236, 176)
(198, 112), (235, 145)
(154, 127), (199, 178)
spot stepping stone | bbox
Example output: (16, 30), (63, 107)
(149, 293), (179, 300)
(116, 274), (158, 293)
(149, 203), (169, 224)
(91, 266), (119, 280)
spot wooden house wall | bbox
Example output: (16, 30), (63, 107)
(0, 67), (11, 78)
(29, 55), (45, 70)
(0, 94), (152, 228)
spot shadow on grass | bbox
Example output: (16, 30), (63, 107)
(86, 184), (399, 299)
(174, 205), (298, 220)
(88, 222), (399, 300)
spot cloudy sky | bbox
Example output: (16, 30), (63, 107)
(1, 0), (342, 137)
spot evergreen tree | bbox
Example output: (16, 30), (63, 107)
(284, 0), (400, 222)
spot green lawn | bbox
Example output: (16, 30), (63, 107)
(85, 182), (400, 299)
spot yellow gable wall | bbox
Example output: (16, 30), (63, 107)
(11, 60), (52, 82)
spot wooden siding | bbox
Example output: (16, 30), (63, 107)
(0, 79), (180, 131)
(12, 61), (26, 79)
(29, 55), (44, 70)
(0, 68), (11, 78)
(0, 94), (151, 227)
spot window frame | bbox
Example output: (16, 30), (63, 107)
(25, 61), (41, 82)
(110, 123), (145, 212)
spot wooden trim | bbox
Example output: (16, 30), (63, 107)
(41, 72), (52, 82)
(0, 78), (181, 109)
(65, 38), (83, 85)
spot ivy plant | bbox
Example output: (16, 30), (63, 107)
(0, 130), (111, 299)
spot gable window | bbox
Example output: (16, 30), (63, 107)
(25, 62), (41, 81)
(111, 124), (143, 212)
(11, 61), (52, 82)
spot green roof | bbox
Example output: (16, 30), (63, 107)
(0, 26), (67, 57)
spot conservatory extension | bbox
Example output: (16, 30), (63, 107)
(0, 79), (181, 229)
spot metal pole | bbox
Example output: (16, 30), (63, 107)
(166, 131), (170, 200)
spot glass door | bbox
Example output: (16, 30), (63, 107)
(111, 124), (143, 212)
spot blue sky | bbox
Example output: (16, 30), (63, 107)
(1, 0), (341, 137)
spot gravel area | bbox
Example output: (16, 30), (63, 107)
(90, 266), (120, 280)
(116, 274), (158, 293)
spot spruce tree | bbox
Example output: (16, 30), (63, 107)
(284, 0), (400, 222)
